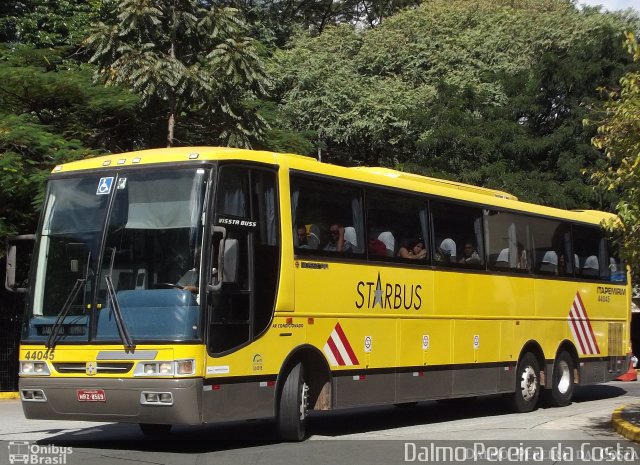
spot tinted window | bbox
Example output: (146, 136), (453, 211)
(366, 189), (429, 263)
(485, 211), (530, 273)
(529, 218), (573, 276)
(573, 225), (608, 280)
(291, 176), (364, 255)
(431, 202), (484, 268)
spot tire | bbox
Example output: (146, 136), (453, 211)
(546, 351), (575, 407)
(277, 363), (309, 441)
(509, 352), (540, 413)
(139, 423), (172, 436)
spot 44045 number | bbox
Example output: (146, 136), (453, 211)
(23, 350), (55, 361)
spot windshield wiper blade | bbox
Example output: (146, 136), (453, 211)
(105, 247), (135, 351)
(45, 278), (86, 349)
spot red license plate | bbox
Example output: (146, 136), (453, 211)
(76, 389), (106, 402)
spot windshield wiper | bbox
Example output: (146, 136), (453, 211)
(104, 247), (136, 351)
(45, 278), (86, 349)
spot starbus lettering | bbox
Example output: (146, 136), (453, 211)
(355, 273), (422, 310)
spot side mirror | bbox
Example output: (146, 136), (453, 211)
(208, 226), (240, 291)
(5, 234), (35, 293)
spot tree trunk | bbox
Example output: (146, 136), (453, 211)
(167, 111), (175, 148)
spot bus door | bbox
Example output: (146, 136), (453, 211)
(206, 165), (280, 356)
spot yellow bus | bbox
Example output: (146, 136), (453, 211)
(6, 147), (631, 441)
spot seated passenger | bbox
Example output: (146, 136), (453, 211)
(296, 225), (309, 247)
(296, 224), (320, 249)
(368, 238), (387, 256)
(459, 241), (481, 265)
(324, 223), (353, 252)
(377, 231), (395, 256)
(398, 238), (427, 260)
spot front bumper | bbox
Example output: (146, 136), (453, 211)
(20, 377), (203, 425)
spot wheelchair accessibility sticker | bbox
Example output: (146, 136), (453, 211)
(96, 177), (114, 195)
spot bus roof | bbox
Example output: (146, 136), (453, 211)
(51, 146), (614, 227)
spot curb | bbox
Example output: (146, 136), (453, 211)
(612, 405), (640, 443)
(0, 392), (19, 400)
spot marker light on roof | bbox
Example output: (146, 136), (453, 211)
(132, 157), (141, 163)
(53, 166), (62, 172)
(117, 159), (126, 165)
(189, 153), (200, 159)
(102, 160), (112, 166)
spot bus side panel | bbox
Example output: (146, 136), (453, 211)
(201, 380), (276, 422)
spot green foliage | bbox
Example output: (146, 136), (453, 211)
(0, 113), (95, 239)
(0, 0), (98, 47)
(223, 1), (422, 47)
(589, 32), (640, 273)
(270, 0), (639, 209)
(0, 45), (142, 247)
(88, 0), (270, 147)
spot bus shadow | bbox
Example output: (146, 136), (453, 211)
(36, 384), (629, 452)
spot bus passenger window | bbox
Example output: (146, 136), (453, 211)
(485, 210), (528, 272)
(573, 225), (608, 280)
(365, 189), (429, 263)
(431, 201), (484, 268)
(291, 176), (364, 256)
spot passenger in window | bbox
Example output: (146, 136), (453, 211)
(459, 241), (481, 265)
(324, 223), (353, 252)
(296, 224), (320, 249)
(377, 231), (396, 256)
(398, 238), (427, 260)
(516, 243), (528, 269)
(296, 225), (309, 247)
(436, 238), (456, 262)
(368, 238), (387, 256)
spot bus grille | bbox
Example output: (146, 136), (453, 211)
(608, 323), (624, 356)
(53, 362), (134, 374)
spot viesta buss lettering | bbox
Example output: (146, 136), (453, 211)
(355, 273), (422, 310)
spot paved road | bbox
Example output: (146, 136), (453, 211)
(0, 381), (639, 465)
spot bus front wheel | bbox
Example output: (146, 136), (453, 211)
(546, 351), (575, 407)
(509, 352), (540, 413)
(277, 362), (309, 441)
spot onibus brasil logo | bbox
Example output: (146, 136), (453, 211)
(8, 441), (72, 464)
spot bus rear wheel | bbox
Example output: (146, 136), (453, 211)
(509, 352), (540, 413)
(546, 351), (574, 407)
(277, 362), (309, 441)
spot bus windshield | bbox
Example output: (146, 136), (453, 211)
(26, 168), (209, 344)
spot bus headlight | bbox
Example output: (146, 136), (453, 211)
(134, 360), (195, 377)
(159, 362), (173, 374)
(176, 359), (194, 375)
(20, 361), (50, 376)
(143, 363), (158, 375)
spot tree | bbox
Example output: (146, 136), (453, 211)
(269, 0), (639, 209)
(590, 32), (640, 272)
(88, 0), (269, 147)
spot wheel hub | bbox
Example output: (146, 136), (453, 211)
(299, 382), (309, 421)
(520, 366), (538, 401)
(556, 360), (571, 394)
